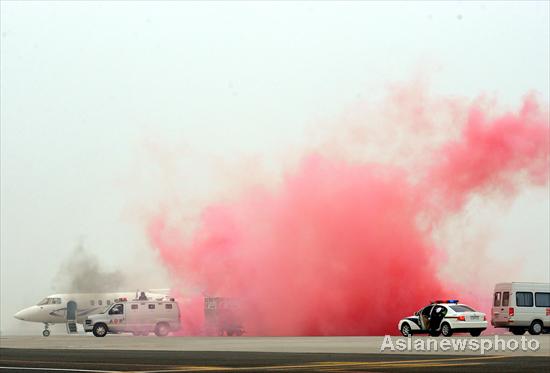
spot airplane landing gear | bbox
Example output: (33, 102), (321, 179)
(42, 323), (50, 337)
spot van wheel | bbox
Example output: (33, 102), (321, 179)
(529, 320), (543, 335)
(155, 322), (169, 337)
(400, 323), (412, 337)
(511, 327), (526, 335)
(92, 323), (108, 337)
(441, 323), (453, 337)
(470, 329), (482, 337)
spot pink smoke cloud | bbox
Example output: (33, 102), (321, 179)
(147, 91), (549, 336)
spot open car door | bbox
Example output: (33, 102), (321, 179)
(419, 305), (432, 331)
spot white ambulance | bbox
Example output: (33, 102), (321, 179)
(492, 282), (550, 335)
(84, 297), (181, 337)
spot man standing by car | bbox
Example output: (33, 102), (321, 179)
(429, 305), (447, 336)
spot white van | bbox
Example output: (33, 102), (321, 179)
(492, 282), (550, 335)
(84, 298), (181, 337)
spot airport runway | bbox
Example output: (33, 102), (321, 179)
(1, 336), (549, 372)
(1, 335), (549, 355)
(1, 348), (549, 372)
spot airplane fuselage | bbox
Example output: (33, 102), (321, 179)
(14, 291), (169, 325)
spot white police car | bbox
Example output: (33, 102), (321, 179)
(398, 300), (487, 337)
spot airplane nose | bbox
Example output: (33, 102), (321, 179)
(14, 310), (25, 320)
(14, 307), (35, 321)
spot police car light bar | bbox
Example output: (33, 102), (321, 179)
(432, 299), (459, 304)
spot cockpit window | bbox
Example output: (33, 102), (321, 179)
(37, 297), (62, 305)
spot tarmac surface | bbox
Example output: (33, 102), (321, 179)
(1, 335), (549, 372)
(1, 335), (549, 355)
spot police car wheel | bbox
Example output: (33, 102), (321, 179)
(529, 321), (543, 335)
(470, 329), (481, 337)
(155, 323), (169, 337)
(42, 329), (50, 337)
(440, 323), (453, 337)
(400, 323), (412, 337)
(93, 323), (108, 337)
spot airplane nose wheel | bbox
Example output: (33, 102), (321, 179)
(42, 323), (50, 337)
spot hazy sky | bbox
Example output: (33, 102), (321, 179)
(1, 1), (549, 335)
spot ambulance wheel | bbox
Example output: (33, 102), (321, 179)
(529, 320), (543, 335)
(92, 323), (108, 337)
(155, 322), (169, 337)
(42, 329), (50, 337)
(440, 323), (453, 337)
(511, 327), (526, 335)
(227, 330), (234, 336)
(400, 323), (412, 337)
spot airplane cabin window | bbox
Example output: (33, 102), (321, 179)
(98, 300), (103, 306)
(107, 300), (111, 305)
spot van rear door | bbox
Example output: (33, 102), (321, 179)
(492, 289), (509, 326)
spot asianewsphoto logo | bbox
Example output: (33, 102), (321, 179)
(380, 335), (540, 355)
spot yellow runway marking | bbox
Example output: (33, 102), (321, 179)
(2, 355), (510, 372)
(137, 355), (508, 372)
(320, 362), (484, 372)
(235, 355), (508, 370)
(0, 359), (175, 368)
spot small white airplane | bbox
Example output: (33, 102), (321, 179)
(14, 289), (170, 336)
